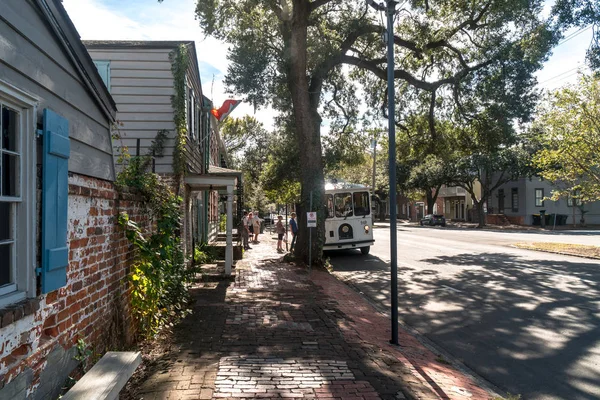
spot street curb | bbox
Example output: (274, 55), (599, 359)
(324, 269), (505, 400)
(510, 245), (600, 260)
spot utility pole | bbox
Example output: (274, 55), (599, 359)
(371, 139), (377, 192)
(367, 0), (399, 345)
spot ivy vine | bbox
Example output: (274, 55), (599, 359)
(113, 127), (193, 338)
(109, 43), (195, 338)
(170, 44), (190, 194)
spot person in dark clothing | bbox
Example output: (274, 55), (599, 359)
(289, 212), (298, 252)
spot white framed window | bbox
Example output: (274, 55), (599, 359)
(0, 80), (37, 308)
(567, 190), (582, 207)
(511, 188), (519, 212)
(535, 189), (544, 207)
(190, 92), (196, 141)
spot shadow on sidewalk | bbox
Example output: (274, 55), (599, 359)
(124, 254), (418, 399)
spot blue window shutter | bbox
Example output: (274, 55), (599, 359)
(41, 109), (70, 294)
(93, 61), (111, 92)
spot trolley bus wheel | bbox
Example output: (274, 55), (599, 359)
(360, 246), (370, 255)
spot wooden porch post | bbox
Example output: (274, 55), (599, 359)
(225, 184), (233, 275)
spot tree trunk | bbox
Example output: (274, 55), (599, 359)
(475, 200), (486, 227)
(287, 1), (325, 265)
(379, 201), (386, 222)
(426, 188), (438, 215)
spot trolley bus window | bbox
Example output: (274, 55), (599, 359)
(334, 193), (352, 217)
(353, 192), (370, 216)
(325, 194), (334, 218)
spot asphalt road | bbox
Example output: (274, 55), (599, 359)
(327, 223), (600, 400)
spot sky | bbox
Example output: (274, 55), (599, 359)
(62, 0), (593, 131)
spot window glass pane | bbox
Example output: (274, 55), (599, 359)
(0, 202), (11, 241)
(325, 194), (334, 218)
(1, 106), (18, 152)
(535, 189), (543, 206)
(334, 192), (352, 217)
(1, 153), (19, 197)
(353, 192), (370, 215)
(0, 243), (10, 286)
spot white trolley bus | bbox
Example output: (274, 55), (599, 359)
(323, 182), (374, 255)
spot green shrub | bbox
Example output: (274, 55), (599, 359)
(194, 243), (217, 265)
(219, 213), (227, 232)
(117, 156), (192, 338)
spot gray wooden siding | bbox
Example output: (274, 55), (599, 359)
(86, 46), (207, 175)
(184, 46), (205, 174)
(86, 48), (177, 173)
(0, 1), (115, 181)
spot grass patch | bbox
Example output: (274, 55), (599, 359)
(490, 394), (521, 400)
(514, 242), (600, 259)
(435, 355), (451, 365)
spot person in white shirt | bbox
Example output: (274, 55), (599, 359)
(240, 211), (251, 250)
(252, 211), (263, 243)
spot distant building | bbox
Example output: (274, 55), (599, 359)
(488, 176), (600, 225)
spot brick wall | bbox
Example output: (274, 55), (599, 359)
(0, 173), (149, 400)
(505, 215), (526, 225)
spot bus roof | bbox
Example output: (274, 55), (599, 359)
(325, 182), (370, 191)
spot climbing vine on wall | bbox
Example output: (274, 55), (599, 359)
(109, 43), (195, 338)
(113, 128), (194, 338)
(170, 44), (189, 193)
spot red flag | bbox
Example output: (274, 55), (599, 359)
(211, 100), (241, 122)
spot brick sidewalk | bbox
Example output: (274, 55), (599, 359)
(128, 232), (495, 400)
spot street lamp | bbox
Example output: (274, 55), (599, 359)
(367, 0), (399, 345)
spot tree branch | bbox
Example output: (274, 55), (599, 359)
(341, 54), (497, 91)
(272, 0), (291, 21)
(327, 82), (352, 134)
(313, 22), (379, 80)
(309, 0), (336, 12)
(428, 90), (438, 142)
(431, 1), (493, 44)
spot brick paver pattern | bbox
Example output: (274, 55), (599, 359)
(129, 232), (493, 400)
(214, 357), (379, 398)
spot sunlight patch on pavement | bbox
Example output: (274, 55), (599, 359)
(512, 302), (538, 311)
(523, 325), (569, 351)
(423, 300), (464, 313)
(441, 285), (462, 293)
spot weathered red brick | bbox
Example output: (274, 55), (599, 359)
(57, 308), (70, 323)
(71, 281), (83, 293)
(45, 290), (58, 304)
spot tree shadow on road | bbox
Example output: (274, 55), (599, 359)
(343, 251), (600, 400)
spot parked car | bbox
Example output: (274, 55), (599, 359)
(420, 214), (446, 227)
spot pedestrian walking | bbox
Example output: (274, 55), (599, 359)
(247, 211), (254, 240)
(240, 211), (251, 250)
(275, 215), (286, 253)
(289, 212), (298, 252)
(252, 211), (262, 244)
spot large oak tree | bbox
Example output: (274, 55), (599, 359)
(194, 0), (556, 262)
